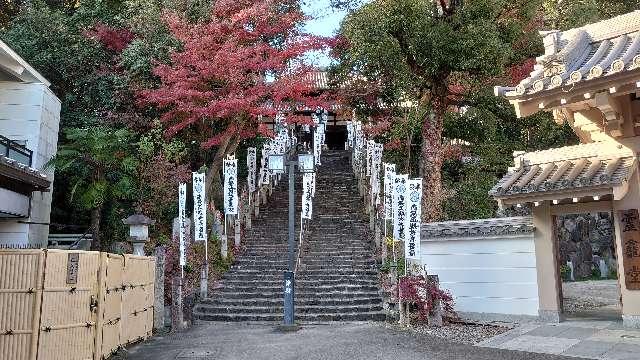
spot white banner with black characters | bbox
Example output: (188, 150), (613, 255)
(302, 173), (314, 219)
(384, 163), (396, 220)
(314, 131), (322, 165)
(366, 140), (374, 177)
(223, 158), (238, 215)
(371, 142), (384, 206)
(192, 173), (207, 242)
(178, 183), (187, 266)
(247, 147), (257, 193)
(346, 122), (353, 149)
(259, 146), (269, 185)
(404, 179), (422, 260)
(392, 174), (408, 241)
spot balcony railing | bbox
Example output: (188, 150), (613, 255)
(0, 134), (32, 166)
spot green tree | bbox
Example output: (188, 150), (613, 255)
(47, 127), (138, 250)
(335, 0), (540, 221)
(543, 0), (640, 30)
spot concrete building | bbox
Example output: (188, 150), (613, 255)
(0, 39), (61, 247)
(494, 10), (640, 328)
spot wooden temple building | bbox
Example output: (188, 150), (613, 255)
(494, 10), (640, 327)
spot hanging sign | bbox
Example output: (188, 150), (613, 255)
(393, 174), (408, 241)
(178, 183), (187, 266)
(619, 209), (640, 290)
(405, 179), (422, 260)
(192, 173), (207, 242)
(302, 173), (314, 219)
(384, 164), (396, 220)
(223, 158), (238, 215)
(247, 147), (257, 192)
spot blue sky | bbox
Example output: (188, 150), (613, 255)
(301, 1), (348, 67)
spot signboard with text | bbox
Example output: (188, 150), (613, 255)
(619, 209), (640, 290)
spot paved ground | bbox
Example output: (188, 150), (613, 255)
(563, 280), (621, 319)
(479, 319), (640, 360)
(126, 322), (582, 360)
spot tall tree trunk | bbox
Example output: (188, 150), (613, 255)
(90, 206), (102, 251)
(420, 93), (446, 222)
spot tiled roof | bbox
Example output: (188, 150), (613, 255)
(421, 217), (534, 240)
(495, 11), (640, 98)
(306, 71), (330, 90)
(489, 143), (636, 199)
(0, 155), (50, 190)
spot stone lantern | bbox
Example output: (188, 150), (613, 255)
(122, 213), (155, 256)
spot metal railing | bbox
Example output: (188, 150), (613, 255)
(0, 133), (32, 166)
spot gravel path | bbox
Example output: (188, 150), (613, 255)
(562, 280), (621, 317)
(404, 322), (512, 345)
(125, 322), (585, 360)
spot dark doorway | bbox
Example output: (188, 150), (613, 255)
(325, 125), (347, 150)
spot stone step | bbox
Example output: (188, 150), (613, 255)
(217, 284), (381, 293)
(200, 297), (382, 307)
(209, 291), (381, 300)
(194, 311), (387, 322)
(195, 303), (383, 315)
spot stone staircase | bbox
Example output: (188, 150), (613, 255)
(194, 150), (385, 322)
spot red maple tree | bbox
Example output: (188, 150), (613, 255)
(141, 0), (330, 194)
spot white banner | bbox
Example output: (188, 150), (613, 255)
(392, 174), (408, 241)
(302, 173), (314, 219)
(260, 147), (269, 185)
(223, 158), (238, 215)
(314, 131), (322, 165)
(405, 178), (422, 260)
(371, 143), (384, 206)
(192, 173), (207, 242)
(247, 147), (257, 192)
(178, 183), (187, 266)
(384, 163), (396, 219)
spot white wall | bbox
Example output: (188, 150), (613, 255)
(0, 81), (61, 246)
(421, 233), (540, 317)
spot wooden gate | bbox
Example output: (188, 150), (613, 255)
(37, 250), (100, 360)
(0, 250), (155, 360)
(0, 250), (45, 360)
(95, 253), (124, 360)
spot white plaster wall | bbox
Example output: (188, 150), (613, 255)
(0, 82), (61, 246)
(421, 234), (540, 317)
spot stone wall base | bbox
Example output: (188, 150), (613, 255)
(458, 311), (538, 325)
(623, 315), (640, 329)
(538, 310), (563, 323)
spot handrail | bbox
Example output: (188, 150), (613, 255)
(0, 133), (32, 166)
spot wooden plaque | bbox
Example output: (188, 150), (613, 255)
(618, 209), (640, 290)
(66, 252), (79, 284)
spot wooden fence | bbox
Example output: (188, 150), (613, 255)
(0, 249), (155, 360)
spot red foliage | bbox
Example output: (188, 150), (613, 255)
(398, 275), (455, 320)
(85, 23), (135, 53)
(508, 58), (535, 85)
(140, 0), (332, 148)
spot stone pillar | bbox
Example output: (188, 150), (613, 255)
(427, 275), (443, 327)
(153, 246), (165, 330)
(612, 170), (640, 328)
(221, 235), (228, 259)
(261, 188), (267, 205)
(532, 202), (563, 323)
(234, 219), (241, 247)
(200, 264), (208, 299)
(171, 277), (186, 331)
(245, 212), (252, 230)
(369, 208), (375, 231)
